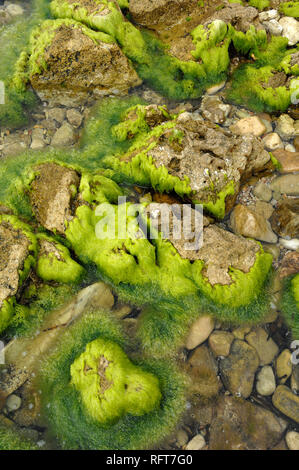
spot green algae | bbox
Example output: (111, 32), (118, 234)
(39, 312), (186, 449)
(279, 1), (299, 17)
(0, 424), (38, 450)
(282, 274), (299, 340)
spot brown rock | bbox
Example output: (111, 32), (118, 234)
(185, 315), (215, 350)
(246, 327), (279, 365)
(30, 163), (80, 235)
(294, 136), (299, 152)
(30, 22), (141, 106)
(230, 204), (277, 243)
(279, 251), (299, 279)
(272, 149), (299, 174)
(0, 221), (31, 311)
(272, 385), (299, 423)
(204, 4), (261, 33)
(208, 330), (234, 357)
(230, 116), (267, 137)
(186, 345), (220, 398)
(219, 339), (259, 398)
(270, 197), (299, 239)
(209, 395), (286, 450)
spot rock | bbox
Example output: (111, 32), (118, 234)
(209, 395), (286, 450)
(30, 128), (47, 150)
(264, 19), (283, 36)
(47, 107), (66, 124)
(186, 345), (220, 398)
(230, 116), (267, 137)
(276, 114), (297, 140)
(5, 394), (21, 412)
(2, 133), (28, 157)
(280, 238), (299, 250)
(285, 144), (296, 153)
(246, 328), (279, 365)
(230, 204), (277, 243)
(0, 220), (32, 316)
(262, 133), (283, 151)
(256, 366), (276, 396)
(0, 9), (11, 25)
(232, 325), (251, 340)
(185, 434), (206, 450)
(5, 4), (23, 17)
(30, 22), (141, 106)
(253, 182), (272, 202)
(272, 385), (299, 423)
(208, 330), (234, 357)
(276, 349), (292, 384)
(195, 225), (262, 286)
(201, 95), (231, 124)
(219, 339), (259, 398)
(272, 149), (299, 174)
(185, 315), (214, 350)
(280, 252), (299, 279)
(66, 109), (83, 128)
(176, 429), (189, 448)
(29, 162), (80, 235)
(271, 175), (299, 196)
(270, 198), (299, 239)
(204, 4), (261, 33)
(294, 136), (299, 152)
(286, 431), (299, 450)
(51, 122), (75, 147)
(291, 364), (299, 393)
(279, 17), (299, 46)
(259, 10), (279, 21)
(206, 81), (226, 95)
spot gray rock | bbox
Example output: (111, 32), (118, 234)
(5, 394), (22, 412)
(51, 122), (75, 147)
(253, 182), (272, 202)
(66, 108), (83, 128)
(47, 107), (66, 124)
(185, 434), (206, 450)
(264, 19), (283, 36)
(271, 174), (299, 196)
(5, 3), (24, 16)
(220, 339), (259, 398)
(276, 114), (296, 140)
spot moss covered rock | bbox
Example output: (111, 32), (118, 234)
(0, 215), (37, 333)
(70, 338), (162, 424)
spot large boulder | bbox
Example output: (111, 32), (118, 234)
(29, 20), (141, 106)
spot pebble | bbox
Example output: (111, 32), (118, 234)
(187, 345), (220, 398)
(66, 109), (83, 128)
(208, 330), (234, 357)
(246, 327), (279, 365)
(176, 429), (189, 448)
(280, 238), (299, 250)
(276, 349), (293, 384)
(185, 434), (206, 450)
(272, 385), (299, 423)
(185, 315), (215, 350)
(47, 107), (66, 124)
(259, 10), (279, 21)
(5, 4), (24, 17)
(206, 81), (226, 95)
(271, 174), (299, 196)
(253, 182), (272, 202)
(230, 204), (277, 243)
(51, 122), (75, 147)
(276, 114), (297, 140)
(285, 144), (296, 153)
(220, 339), (259, 398)
(279, 16), (299, 46)
(230, 116), (266, 137)
(286, 431), (299, 450)
(256, 366), (276, 396)
(262, 133), (283, 151)
(272, 149), (299, 173)
(6, 394), (22, 412)
(264, 19), (283, 36)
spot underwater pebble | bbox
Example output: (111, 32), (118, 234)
(66, 109), (83, 128)
(230, 204), (277, 244)
(176, 429), (188, 448)
(276, 349), (292, 384)
(271, 174), (299, 195)
(208, 330), (234, 357)
(280, 238), (299, 250)
(285, 144), (296, 153)
(272, 149), (299, 173)
(51, 122), (75, 147)
(276, 114), (297, 140)
(286, 431), (299, 450)
(256, 366), (276, 396)
(273, 385), (299, 423)
(185, 315), (215, 350)
(253, 182), (272, 202)
(185, 434), (206, 450)
(5, 3), (23, 17)
(46, 107), (66, 124)
(262, 133), (283, 151)
(259, 10), (279, 21)
(5, 394), (22, 412)
(246, 327), (279, 365)
(206, 81), (226, 95)
(264, 19), (283, 36)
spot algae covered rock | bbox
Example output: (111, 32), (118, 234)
(36, 234), (85, 284)
(29, 163), (80, 235)
(104, 104), (270, 218)
(27, 18), (141, 105)
(70, 338), (162, 424)
(281, 273), (299, 339)
(0, 215), (37, 333)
